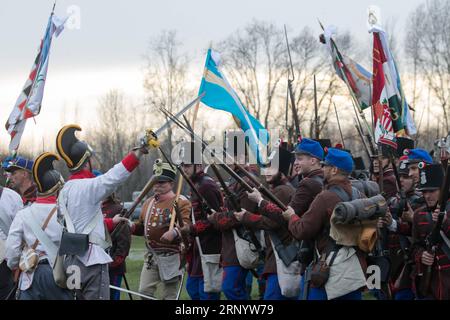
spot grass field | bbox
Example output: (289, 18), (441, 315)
(119, 236), (261, 300)
(119, 236), (374, 300)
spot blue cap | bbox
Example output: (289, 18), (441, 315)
(5, 156), (34, 172)
(405, 148), (433, 164)
(322, 148), (354, 173)
(293, 138), (324, 160)
(1, 156), (14, 170)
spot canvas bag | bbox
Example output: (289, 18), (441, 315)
(192, 212), (222, 293)
(232, 229), (260, 269)
(270, 238), (302, 297)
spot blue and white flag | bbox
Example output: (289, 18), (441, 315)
(198, 49), (269, 164)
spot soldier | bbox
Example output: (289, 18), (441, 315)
(55, 124), (148, 300)
(5, 156), (37, 205)
(237, 147), (296, 300)
(6, 152), (73, 300)
(251, 138), (324, 219)
(411, 163), (450, 300)
(129, 160), (192, 300)
(207, 163), (261, 300)
(370, 145), (398, 199)
(380, 158), (424, 300)
(2, 156), (14, 189)
(0, 173), (23, 300)
(404, 148), (433, 188)
(248, 138), (324, 283)
(283, 148), (367, 300)
(101, 193), (131, 300)
(177, 143), (223, 301)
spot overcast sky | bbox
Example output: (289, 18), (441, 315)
(0, 0), (424, 152)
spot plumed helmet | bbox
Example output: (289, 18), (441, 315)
(56, 124), (93, 172)
(32, 152), (64, 196)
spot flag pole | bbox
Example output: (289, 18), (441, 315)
(314, 74), (319, 139)
(333, 102), (345, 149)
(318, 21), (374, 142)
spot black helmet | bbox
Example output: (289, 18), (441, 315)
(56, 124), (93, 172)
(32, 152), (64, 196)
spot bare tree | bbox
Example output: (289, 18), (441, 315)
(406, 0), (450, 132)
(218, 20), (287, 128)
(143, 30), (193, 150)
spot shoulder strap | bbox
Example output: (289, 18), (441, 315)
(0, 186), (4, 199)
(329, 186), (351, 202)
(143, 198), (155, 249)
(58, 191), (102, 235)
(310, 175), (324, 186)
(30, 206), (57, 250)
(24, 206), (59, 265)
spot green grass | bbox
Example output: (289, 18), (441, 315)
(120, 236), (375, 300)
(119, 236), (262, 300)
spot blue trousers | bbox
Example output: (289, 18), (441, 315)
(19, 264), (73, 300)
(222, 266), (249, 300)
(308, 287), (362, 300)
(395, 288), (415, 300)
(109, 273), (123, 300)
(186, 275), (220, 300)
(263, 274), (297, 300)
(245, 262), (265, 299)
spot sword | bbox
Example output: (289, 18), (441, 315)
(176, 270), (185, 300)
(155, 93), (204, 137)
(137, 94), (205, 150)
(109, 285), (158, 300)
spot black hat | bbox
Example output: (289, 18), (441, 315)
(56, 125), (93, 172)
(32, 152), (64, 196)
(396, 137), (415, 158)
(153, 159), (176, 182)
(371, 144), (395, 159)
(418, 163), (444, 191)
(314, 139), (332, 150)
(267, 146), (293, 176)
(353, 157), (366, 171)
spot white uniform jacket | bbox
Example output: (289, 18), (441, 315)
(6, 200), (61, 290)
(59, 153), (140, 266)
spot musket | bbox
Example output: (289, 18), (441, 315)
(284, 24), (301, 140)
(352, 103), (375, 156)
(110, 176), (157, 238)
(109, 96), (202, 238)
(158, 146), (214, 216)
(333, 102), (345, 149)
(373, 143), (392, 299)
(354, 122), (371, 161)
(418, 161), (450, 297)
(388, 151), (412, 262)
(209, 162), (263, 279)
(159, 106), (288, 212)
(314, 74), (320, 140)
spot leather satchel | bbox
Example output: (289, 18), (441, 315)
(309, 246), (340, 288)
(58, 231), (89, 256)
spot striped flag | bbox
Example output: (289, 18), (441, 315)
(371, 29), (398, 149)
(321, 25), (372, 111)
(5, 12), (66, 153)
(198, 49), (269, 164)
